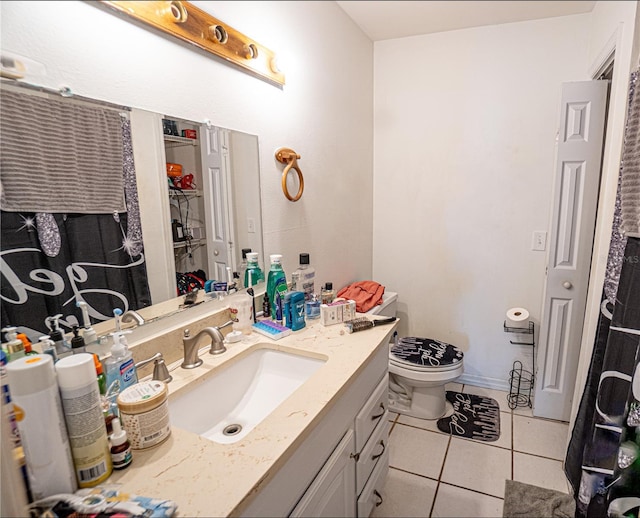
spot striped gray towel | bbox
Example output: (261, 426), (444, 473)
(0, 88), (125, 214)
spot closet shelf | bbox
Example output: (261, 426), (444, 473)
(173, 238), (206, 250)
(168, 189), (203, 197)
(164, 134), (198, 148)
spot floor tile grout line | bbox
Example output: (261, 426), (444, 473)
(429, 434), (451, 518)
(388, 465), (439, 484)
(437, 480), (506, 501)
(393, 421), (510, 452)
(513, 449), (567, 463)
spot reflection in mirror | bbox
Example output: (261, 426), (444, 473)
(0, 81), (264, 341)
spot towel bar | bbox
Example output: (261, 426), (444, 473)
(275, 147), (304, 202)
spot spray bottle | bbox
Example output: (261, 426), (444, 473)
(76, 301), (98, 346)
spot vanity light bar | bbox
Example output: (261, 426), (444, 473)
(98, 1), (285, 86)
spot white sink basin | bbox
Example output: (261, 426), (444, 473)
(168, 347), (325, 444)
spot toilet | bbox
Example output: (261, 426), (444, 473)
(366, 292), (465, 420)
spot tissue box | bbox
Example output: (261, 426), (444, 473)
(320, 299), (356, 326)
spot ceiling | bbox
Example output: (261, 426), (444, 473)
(336, 1), (597, 41)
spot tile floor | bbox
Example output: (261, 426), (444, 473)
(373, 383), (572, 518)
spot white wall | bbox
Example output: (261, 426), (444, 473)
(373, 14), (591, 388)
(0, 1), (374, 290)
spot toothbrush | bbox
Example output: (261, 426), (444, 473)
(113, 308), (123, 334)
(76, 301), (98, 345)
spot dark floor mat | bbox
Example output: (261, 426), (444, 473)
(436, 390), (500, 442)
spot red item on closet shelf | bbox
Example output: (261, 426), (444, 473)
(166, 163), (182, 177)
(336, 281), (385, 313)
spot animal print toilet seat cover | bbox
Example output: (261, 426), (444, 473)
(390, 337), (463, 368)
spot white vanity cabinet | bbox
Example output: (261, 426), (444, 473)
(354, 375), (390, 514)
(240, 339), (391, 518)
(289, 429), (356, 517)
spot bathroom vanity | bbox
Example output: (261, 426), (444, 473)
(106, 309), (397, 517)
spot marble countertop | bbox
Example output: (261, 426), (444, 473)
(106, 316), (397, 517)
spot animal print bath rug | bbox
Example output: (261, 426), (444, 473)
(436, 391), (500, 442)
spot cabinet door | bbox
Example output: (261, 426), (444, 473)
(289, 429), (356, 518)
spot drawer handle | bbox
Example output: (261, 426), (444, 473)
(371, 402), (386, 420)
(349, 452), (360, 462)
(371, 439), (386, 460)
(373, 489), (383, 507)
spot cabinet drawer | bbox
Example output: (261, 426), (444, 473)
(356, 417), (389, 495)
(357, 447), (389, 518)
(355, 374), (388, 452)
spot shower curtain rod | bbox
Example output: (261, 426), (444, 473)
(0, 79), (131, 113)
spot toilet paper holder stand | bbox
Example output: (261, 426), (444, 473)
(504, 322), (535, 410)
(503, 320), (534, 346)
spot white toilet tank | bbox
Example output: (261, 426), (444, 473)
(366, 291), (398, 318)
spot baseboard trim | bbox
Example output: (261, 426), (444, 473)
(458, 373), (510, 392)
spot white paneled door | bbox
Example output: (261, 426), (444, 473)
(201, 124), (232, 282)
(534, 81), (608, 421)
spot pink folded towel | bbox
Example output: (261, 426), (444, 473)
(337, 281), (385, 313)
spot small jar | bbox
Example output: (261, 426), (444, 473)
(321, 282), (335, 305)
(117, 380), (171, 450)
(305, 294), (321, 320)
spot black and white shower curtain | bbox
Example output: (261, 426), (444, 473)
(565, 69), (640, 518)
(0, 89), (151, 337)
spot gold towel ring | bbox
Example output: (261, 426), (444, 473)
(275, 147), (304, 202)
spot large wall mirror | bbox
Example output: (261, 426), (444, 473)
(0, 80), (264, 340)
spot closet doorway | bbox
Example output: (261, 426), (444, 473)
(533, 60), (613, 422)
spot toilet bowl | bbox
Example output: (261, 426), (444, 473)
(366, 292), (464, 420)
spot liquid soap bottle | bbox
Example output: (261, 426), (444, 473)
(104, 331), (137, 395)
(245, 252), (264, 288)
(238, 248), (252, 289)
(267, 254), (287, 322)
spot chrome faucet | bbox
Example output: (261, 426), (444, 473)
(135, 352), (172, 383)
(181, 320), (234, 369)
(121, 310), (145, 326)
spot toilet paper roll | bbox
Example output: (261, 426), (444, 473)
(506, 308), (530, 329)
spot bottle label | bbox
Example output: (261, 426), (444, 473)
(112, 446), (133, 469)
(120, 359), (137, 388)
(58, 383), (112, 487)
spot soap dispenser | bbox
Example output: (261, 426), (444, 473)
(104, 330), (137, 394)
(70, 326), (87, 354)
(46, 314), (71, 357)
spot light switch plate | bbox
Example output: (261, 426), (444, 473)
(532, 231), (547, 251)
